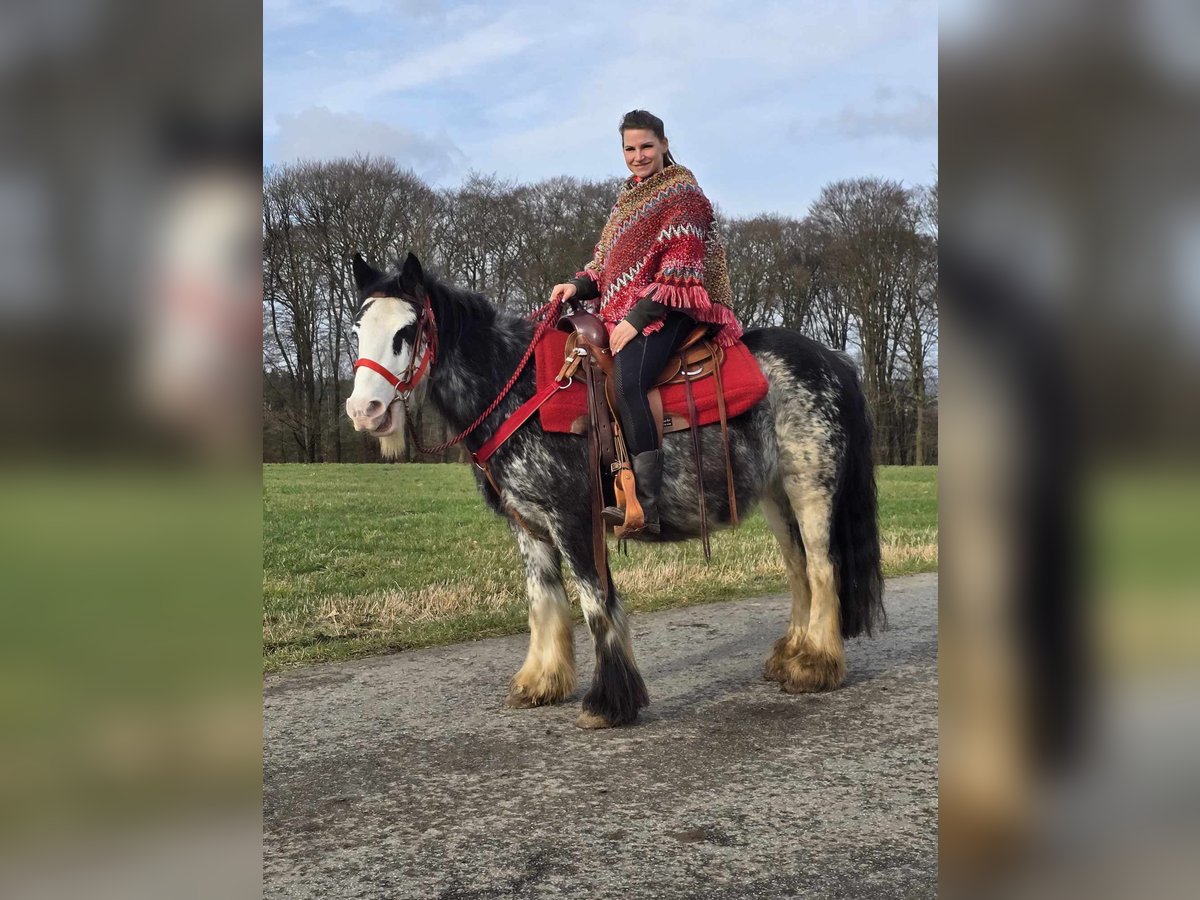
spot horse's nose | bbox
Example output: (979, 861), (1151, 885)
(345, 396), (386, 424)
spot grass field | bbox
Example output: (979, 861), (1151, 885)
(263, 464), (937, 671)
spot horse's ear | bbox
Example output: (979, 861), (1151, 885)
(351, 252), (381, 293)
(398, 252), (425, 296)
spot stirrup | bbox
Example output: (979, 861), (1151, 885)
(609, 462), (645, 532)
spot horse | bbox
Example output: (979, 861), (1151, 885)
(344, 252), (884, 729)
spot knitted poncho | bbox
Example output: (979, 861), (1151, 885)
(576, 165), (743, 348)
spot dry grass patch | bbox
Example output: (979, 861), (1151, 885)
(883, 537), (939, 572)
(263, 463), (937, 669)
(617, 546), (785, 600)
(315, 583), (523, 634)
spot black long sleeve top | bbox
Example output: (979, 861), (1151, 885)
(568, 276), (669, 330)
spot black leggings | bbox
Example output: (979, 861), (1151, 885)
(612, 311), (696, 457)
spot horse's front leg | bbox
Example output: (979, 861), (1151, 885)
(556, 527), (649, 729)
(505, 525), (577, 708)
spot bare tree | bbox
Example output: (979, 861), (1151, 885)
(437, 172), (524, 305)
(263, 158), (441, 462)
(724, 214), (786, 329)
(904, 181), (938, 464)
(508, 175), (620, 312)
(809, 178), (930, 462)
(261, 163), (937, 465)
(263, 167), (324, 461)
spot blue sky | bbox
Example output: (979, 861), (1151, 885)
(264, 0), (937, 219)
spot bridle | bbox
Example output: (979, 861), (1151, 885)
(351, 288), (566, 457)
(352, 290), (438, 404)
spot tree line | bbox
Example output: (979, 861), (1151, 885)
(263, 157), (936, 465)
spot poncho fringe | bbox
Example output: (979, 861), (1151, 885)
(576, 165), (742, 348)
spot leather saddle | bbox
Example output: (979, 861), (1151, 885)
(554, 312), (738, 562)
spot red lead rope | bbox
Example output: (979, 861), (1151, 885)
(404, 295), (565, 456)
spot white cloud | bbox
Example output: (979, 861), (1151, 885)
(268, 107), (467, 180)
(264, 0), (938, 215)
(829, 87), (938, 141)
(314, 14), (534, 112)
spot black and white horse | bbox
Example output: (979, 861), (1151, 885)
(345, 253), (884, 728)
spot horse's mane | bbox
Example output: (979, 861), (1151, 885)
(422, 272), (499, 345)
(419, 270), (533, 363)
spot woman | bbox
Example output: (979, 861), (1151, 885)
(549, 109), (743, 535)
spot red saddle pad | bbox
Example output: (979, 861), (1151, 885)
(534, 330), (769, 435)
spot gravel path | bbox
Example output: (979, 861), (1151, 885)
(264, 573), (938, 899)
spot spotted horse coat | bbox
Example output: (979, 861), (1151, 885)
(345, 253), (885, 729)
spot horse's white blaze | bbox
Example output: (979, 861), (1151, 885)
(345, 299), (419, 454)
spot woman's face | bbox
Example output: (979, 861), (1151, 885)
(622, 128), (669, 179)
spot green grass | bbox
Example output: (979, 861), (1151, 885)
(263, 463), (938, 671)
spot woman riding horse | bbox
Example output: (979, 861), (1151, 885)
(548, 110), (743, 535)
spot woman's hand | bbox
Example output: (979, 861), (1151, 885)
(610, 320), (638, 354)
(549, 282), (577, 305)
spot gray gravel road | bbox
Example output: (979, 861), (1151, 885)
(264, 573), (938, 899)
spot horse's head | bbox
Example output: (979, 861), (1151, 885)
(345, 252), (429, 458)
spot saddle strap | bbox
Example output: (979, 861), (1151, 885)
(683, 371), (711, 561)
(710, 341), (738, 526)
(584, 360), (609, 597)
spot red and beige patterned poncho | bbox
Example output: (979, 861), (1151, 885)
(576, 164), (743, 348)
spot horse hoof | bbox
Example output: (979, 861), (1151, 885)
(780, 649), (846, 693)
(574, 710), (616, 730)
(763, 635), (798, 682)
(505, 669), (576, 709)
(504, 692), (542, 709)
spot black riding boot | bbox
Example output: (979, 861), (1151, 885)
(602, 449), (663, 535)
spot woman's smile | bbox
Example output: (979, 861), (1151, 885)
(622, 127), (669, 178)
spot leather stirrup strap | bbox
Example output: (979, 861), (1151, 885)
(710, 342), (738, 526)
(584, 360), (609, 597)
(602, 373), (644, 535)
(648, 387), (666, 446)
(683, 370), (710, 561)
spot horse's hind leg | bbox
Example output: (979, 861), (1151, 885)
(759, 491), (812, 683)
(506, 527), (576, 708)
(557, 535), (648, 728)
(777, 479), (846, 692)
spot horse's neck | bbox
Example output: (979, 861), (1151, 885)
(424, 287), (531, 435)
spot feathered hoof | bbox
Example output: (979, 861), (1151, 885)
(574, 710), (618, 730)
(504, 670), (575, 708)
(763, 633), (803, 682)
(504, 691), (543, 709)
(780, 645), (846, 694)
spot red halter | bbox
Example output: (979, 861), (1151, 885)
(352, 293), (437, 399)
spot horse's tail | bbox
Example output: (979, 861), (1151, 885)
(832, 359), (885, 638)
